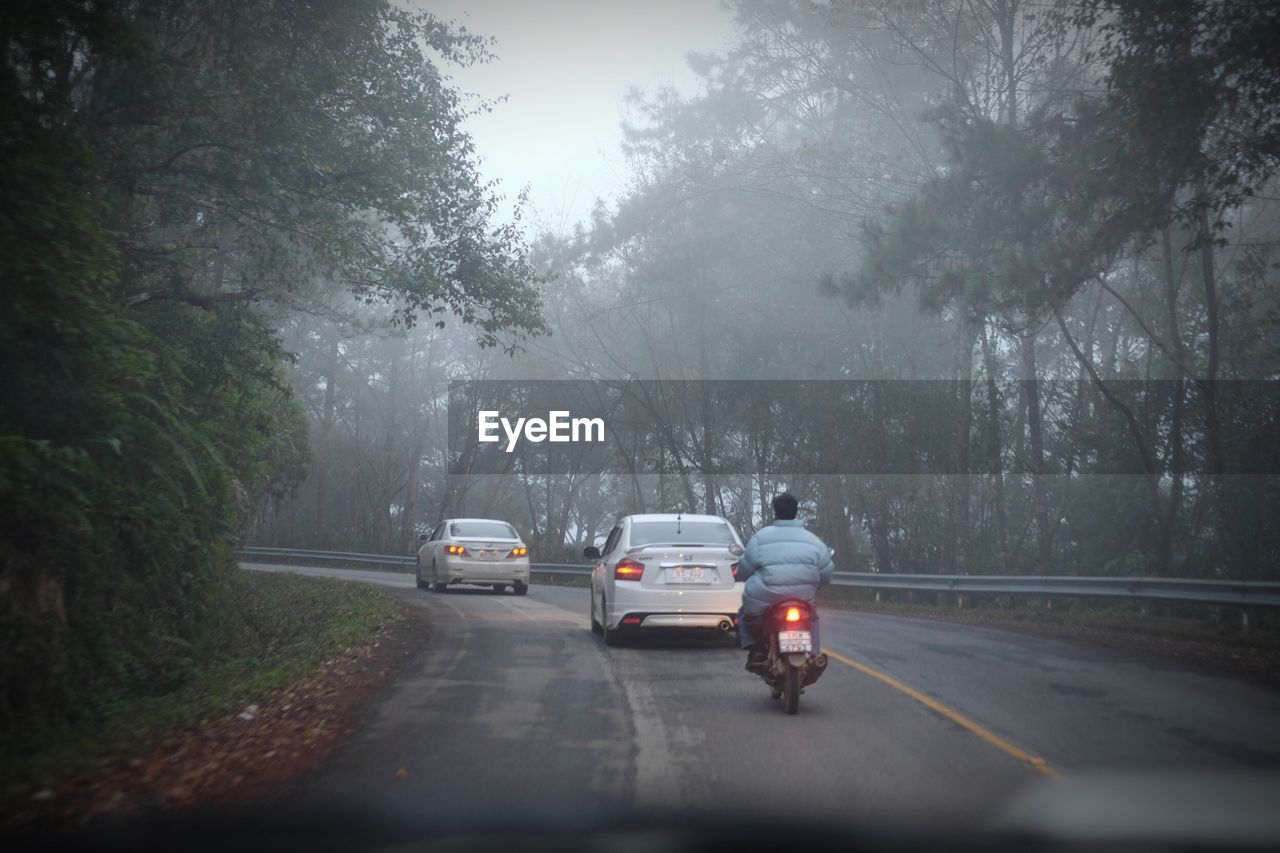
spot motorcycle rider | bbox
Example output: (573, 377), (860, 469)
(736, 492), (834, 671)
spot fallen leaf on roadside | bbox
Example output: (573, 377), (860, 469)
(2, 605), (420, 833)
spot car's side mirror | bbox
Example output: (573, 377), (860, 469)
(418, 533), (429, 541)
(583, 546), (601, 560)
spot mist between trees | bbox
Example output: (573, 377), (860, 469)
(5, 0), (1280, 721)
(256, 1), (1280, 586)
(446, 379), (1280, 476)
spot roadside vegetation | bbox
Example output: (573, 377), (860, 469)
(1, 1), (540, 750)
(0, 570), (394, 791)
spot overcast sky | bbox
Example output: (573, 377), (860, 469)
(423, 1), (737, 234)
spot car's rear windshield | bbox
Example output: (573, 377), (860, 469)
(451, 521), (518, 539)
(629, 520), (738, 547)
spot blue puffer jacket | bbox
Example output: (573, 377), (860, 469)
(737, 519), (834, 614)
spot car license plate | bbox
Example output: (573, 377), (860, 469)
(778, 630), (812, 653)
(668, 567), (710, 583)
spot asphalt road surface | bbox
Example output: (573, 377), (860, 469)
(242, 564), (1280, 828)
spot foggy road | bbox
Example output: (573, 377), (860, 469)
(243, 564), (1280, 826)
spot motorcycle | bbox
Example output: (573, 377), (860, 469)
(746, 599), (828, 714)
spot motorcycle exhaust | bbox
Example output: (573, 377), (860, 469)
(802, 653), (829, 687)
(717, 619), (733, 632)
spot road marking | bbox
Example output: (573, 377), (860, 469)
(822, 647), (1063, 779)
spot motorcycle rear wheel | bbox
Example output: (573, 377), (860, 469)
(783, 665), (801, 714)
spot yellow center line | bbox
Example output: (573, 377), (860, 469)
(822, 647), (1063, 780)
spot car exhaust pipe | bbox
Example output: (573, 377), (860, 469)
(718, 619), (732, 632)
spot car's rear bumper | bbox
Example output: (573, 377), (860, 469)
(605, 583), (742, 629)
(637, 613), (735, 630)
(440, 558), (530, 585)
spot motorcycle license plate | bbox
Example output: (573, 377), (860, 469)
(668, 567), (709, 583)
(778, 630), (812, 653)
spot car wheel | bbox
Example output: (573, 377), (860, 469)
(513, 581), (528, 596)
(590, 593), (602, 634)
(601, 596), (623, 647)
(415, 562), (427, 590)
(432, 561), (447, 593)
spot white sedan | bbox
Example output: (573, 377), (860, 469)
(586, 513), (744, 646)
(417, 518), (530, 595)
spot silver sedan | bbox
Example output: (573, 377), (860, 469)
(417, 518), (531, 595)
(587, 513), (744, 646)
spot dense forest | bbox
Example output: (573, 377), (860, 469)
(0, 0), (541, 720)
(257, 0), (1280, 585)
(3, 0), (1280, 722)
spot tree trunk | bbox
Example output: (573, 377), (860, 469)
(980, 325), (1009, 571)
(1020, 331), (1051, 569)
(401, 431), (423, 556)
(954, 315), (975, 573)
(314, 340), (338, 548)
(1159, 228), (1187, 576)
(1195, 183), (1232, 575)
(381, 337), (403, 553)
(867, 384), (895, 573)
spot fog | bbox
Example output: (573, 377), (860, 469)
(423, 0), (736, 230)
(246, 1), (1280, 589)
(5, 1), (1280, 814)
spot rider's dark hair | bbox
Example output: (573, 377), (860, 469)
(771, 492), (799, 520)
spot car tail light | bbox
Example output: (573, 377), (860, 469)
(730, 561), (739, 579)
(447, 544), (469, 556)
(784, 606), (803, 623)
(507, 546), (528, 558)
(621, 616), (643, 625)
(614, 559), (644, 581)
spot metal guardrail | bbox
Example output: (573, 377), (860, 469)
(234, 546), (1280, 608)
(235, 546), (588, 578)
(828, 572), (1280, 607)
(236, 546), (415, 567)
(528, 563), (593, 575)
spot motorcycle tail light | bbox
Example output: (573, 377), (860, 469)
(447, 544), (469, 556)
(614, 559), (644, 581)
(784, 606), (803, 623)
